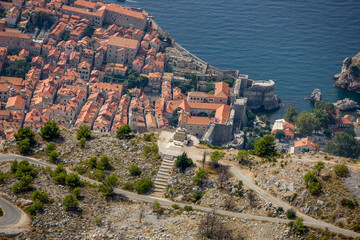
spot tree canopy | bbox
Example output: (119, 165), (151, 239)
(99, 175), (118, 196)
(275, 130), (285, 139)
(83, 24), (95, 37)
(27, 11), (54, 31)
(116, 124), (132, 139)
(40, 121), (61, 141)
(2, 59), (31, 79)
(14, 127), (36, 145)
(175, 152), (193, 173)
(76, 125), (91, 140)
(62, 194), (79, 211)
(295, 112), (321, 136)
(325, 132), (360, 159)
(210, 151), (225, 164)
(171, 107), (182, 127)
(284, 106), (298, 123)
(134, 178), (154, 194)
(254, 135), (277, 158)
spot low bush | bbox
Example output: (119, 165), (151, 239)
(286, 209), (296, 219)
(183, 205), (193, 211)
(129, 165), (141, 176)
(334, 164), (349, 177)
(134, 178), (154, 194)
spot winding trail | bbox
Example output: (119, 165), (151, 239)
(0, 196), (30, 237)
(0, 154), (359, 238)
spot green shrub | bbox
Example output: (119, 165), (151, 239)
(192, 191), (203, 203)
(79, 137), (86, 148)
(15, 160), (37, 179)
(73, 187), (81, 197)
(99, 175), (118, 197)
(94, 169), (105, 181)
(40, 121), (60, 141)
(122, 182), (134, 191)
(77, 125), (91, 140)
(143, 145), (151, 154)
(0, 172), (8, 184)
(193, 169), (207, 185)
(183, 205), (193, 211)
(334, 164), (349, 177)
(13, 175), (33, 193)
(45, 142), (56, 156)
(49, 151), (60, 163)
(286, 209), (296, 219)
(28, 199), (44, 216)
(175, 153), (193, 173)
(129, 165), (141, 176)
(134, 178), (154, 194)
(87, 157), (97, 169)
(74, 165), (87, 174)
(17, 138), (31, 155)
(340, 199), (358, 209)
(303, 171), (321, 195)
(54, 172), (67, 185)
(352, 224), (360, 233)
(172, 204), (180, 209)
(65, 173), (81, 188)
(151, 145), (159, 154)
(31, 190), (49, 203)
(62, 194), (78, 211)
(10, 160), (18, 173)
(14, 127), (35, 145)
(116, 124), (132, 139)
(144, 133), (154, 141)
(96, 155), (112, 170)
(307, 181), (322, 195)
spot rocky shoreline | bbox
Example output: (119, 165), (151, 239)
(334, 53), (360, 93)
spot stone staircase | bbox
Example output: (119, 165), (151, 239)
(153, 155), (175, 196)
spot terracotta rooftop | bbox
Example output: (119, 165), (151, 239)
(105, 4), (147, 20)
(107, 36), (139, 49)
(294, 138), (319, 150)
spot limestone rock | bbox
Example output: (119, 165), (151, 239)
(334, 54), (360, 92)
(310, 89), (321, 102)
(334, 98), (359, 111)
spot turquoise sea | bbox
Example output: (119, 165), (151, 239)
(121, 0), (360, 118)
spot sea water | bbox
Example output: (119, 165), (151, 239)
(121, 0), (360, 118)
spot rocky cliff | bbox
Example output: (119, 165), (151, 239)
(334, 52), (360, 92)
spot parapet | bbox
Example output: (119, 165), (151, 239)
(247, 79), (275, 92)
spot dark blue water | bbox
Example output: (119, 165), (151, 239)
(122, 0), (360, 118)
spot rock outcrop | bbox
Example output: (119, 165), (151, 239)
(334, 53), (360, 92)
(334, 98), (359, 111)
(310, 89), (321, 102)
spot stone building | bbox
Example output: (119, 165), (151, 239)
(103, 4), (147, 30)
(0, 31), (31, 50)
(106, 36), (140, 64)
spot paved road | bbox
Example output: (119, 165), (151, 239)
(1, 154), (359, 238)
(0, 197), (21, 227)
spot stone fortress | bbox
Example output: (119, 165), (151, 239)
(202, 74), (279, 147)
(157, 20), (280, 147)
(152, 16), (280, 147)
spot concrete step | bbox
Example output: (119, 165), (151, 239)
(163, 160), (174, 164)
(154, 186), (166, 191)
(155, 176), (169, 181)
(154, 181), (167, 187)
(161, 165), (173, 170)
(162, 162), (174, 166)
(155, 179), (168, 184)
(158, 170), (171, 175)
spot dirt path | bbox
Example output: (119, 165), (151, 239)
(1, 154), (359, 238)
